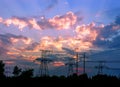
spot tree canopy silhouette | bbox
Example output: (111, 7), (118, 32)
(13, 65), (22, 77)
(20, 69), (34, 78)
(0, 60), (5, 78)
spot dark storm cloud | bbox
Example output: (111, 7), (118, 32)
(0, 33), (30, 55)
(115, 16), (120, 24)
(93, 15), (120, 49)
(0, 33), (14, 45)
(109, 36), (120, 48)
(0, 34), (13, 55)
(0, 33), (29, 42)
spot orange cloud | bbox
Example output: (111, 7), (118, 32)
(4, 17), (27, 31)
(49, 11), (77, 29)
(4, 23), (100, 61)
(10, 37), (32, 45)
(0, 12), (77, 31)
(28, 18), (41, 30)
(0, 17), (3, 22)
(53, 61), (65, 67)
(4, 61), (15, 65)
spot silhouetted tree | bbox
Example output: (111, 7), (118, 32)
(0, 60), (5, 78)
(13, 65), (21, 77)
(78, 73), (88, 80)
(20, 69), (34, 78)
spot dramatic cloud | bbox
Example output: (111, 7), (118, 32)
(49, 12), (77, 29)
(0, 33), (32, 58)
(0, 12), (77, 31)
(93, 15), (120, 49)
(1, 12), (120, 67)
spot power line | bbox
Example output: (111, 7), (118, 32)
(85, 60), (120, 74)
(85, 60), (120, 63)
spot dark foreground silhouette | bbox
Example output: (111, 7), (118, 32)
(0, 74), (120, 87)
(0, 61), (120, 86)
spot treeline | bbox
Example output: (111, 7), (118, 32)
(0, 60), (120, 86)
(1, 74), (120, 86)
(0, 60), (33, 78)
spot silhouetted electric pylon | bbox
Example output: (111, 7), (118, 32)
(94, 61), (105, 74)
(85, 60), (120, 75)
(80, 52), (88, 74)
(36, 50), (52, 77)
(65, 58), (75, 76)
(74, 51), (79, 75)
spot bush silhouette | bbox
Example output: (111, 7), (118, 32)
(20, 69), (34, 78)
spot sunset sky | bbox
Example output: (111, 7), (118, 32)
(0, 0), (120, 76)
